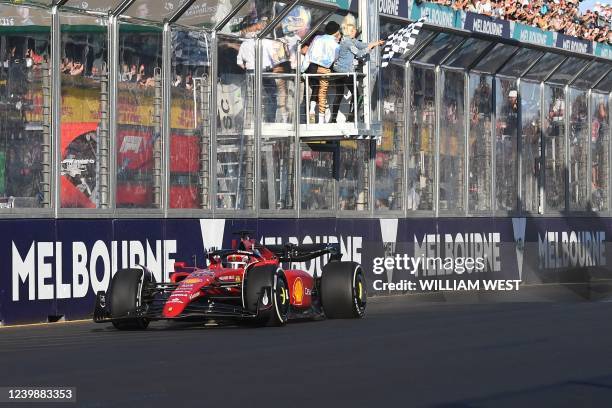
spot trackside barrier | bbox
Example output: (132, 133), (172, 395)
(2, 217), (612, 325)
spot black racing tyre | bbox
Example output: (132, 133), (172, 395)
(321, 261), (366, 319)
(243, 264), (289, 327)
(109, 268), (151, 330)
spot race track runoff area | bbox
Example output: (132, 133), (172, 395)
(1, 296), (612, 407)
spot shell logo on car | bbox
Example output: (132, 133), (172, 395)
(293, 277), (304, 305)
(183, 278), (201, 284)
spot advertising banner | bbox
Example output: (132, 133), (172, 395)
(556, 33), (593, 54)
(512, 22), (554, 47)
(379, 0), (410, 20)
(594, 42), (612, 59)
(320, 0), (353, 11)
(464, 12), (510, 39)
(1, 217), (612, 325)
(410, 3), (458, 29)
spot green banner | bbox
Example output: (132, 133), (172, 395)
(594, 42), (612, 59)
(320, 0), (352, 11)
(512, 23), (554, 47)
(410, 3), (458, 29)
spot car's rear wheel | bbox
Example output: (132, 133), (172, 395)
(321, 261), (366, 319)
(109, 268), (151, 330)
(243, 265), (289, 327)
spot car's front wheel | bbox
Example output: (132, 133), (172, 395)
(243, 265), (289, 327)
(321, 261), (366, 319)
(109, 268), (151, 330)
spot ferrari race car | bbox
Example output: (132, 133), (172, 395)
(94, 232), (367, 329)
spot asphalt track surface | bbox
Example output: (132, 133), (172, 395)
(1, 297), (612, 408)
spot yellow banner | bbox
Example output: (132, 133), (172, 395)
(25, 85), (196, 130)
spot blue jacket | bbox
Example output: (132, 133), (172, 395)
(333, 36), (369, 73)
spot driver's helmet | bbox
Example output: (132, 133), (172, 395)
(226, 254), (249, 269)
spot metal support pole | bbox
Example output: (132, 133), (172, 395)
(490, 76), (496, 213)
(539, 81), (545, 214)
(587, 88), (592, 210)
(404, 61), (411, 215)
(609, 91), (612, 213)
(464, 71), (469, 216)
(251, 38), (262, 212)
(108, 15), (119, 209)
(210, 32), (218, 213)
(162, 23), (172, 214)
(50, 5), (61, 212)
(516, 77), (523, 213)
(564, 84), (570, 212)
(295, 40), (302, 217)
(434, 66), (441, 218)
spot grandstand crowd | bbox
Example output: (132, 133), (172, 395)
(427, 0), (611, 43)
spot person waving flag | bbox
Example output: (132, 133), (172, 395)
(381, 18), (426, 68)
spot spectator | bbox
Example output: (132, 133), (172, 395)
(430, 0), (611, 43)
(91, 53), (105, 77)
(70, 61), (84, 76)
(173, 74), (183, 87)
(330, 13), (384, 123)
(301, 20), (341, 124)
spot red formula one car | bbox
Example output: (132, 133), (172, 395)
(94, 232), (367, 329)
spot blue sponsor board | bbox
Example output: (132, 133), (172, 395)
(464, 12), (510, 39)
(379, 0), (410, 19)
(556, 33), (593, 54)
(1, 217), (611, 324)
(513, 22), (554, 47)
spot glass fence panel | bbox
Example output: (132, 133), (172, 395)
(568, 87), (588, 211)
(572, 62), (610, 90)
(412, 33), (463, 66)
(591, 92), (609, 211)
(443, 38), (491, 70)
(521, 81), (541, 213)
(495, 77), (519, 211)
(439, 70), (465, 213)
(64, 0), (118, 13)
(498, 48), (543, 78)
(376, 62), (404, 211)
(468, 73), (492, 212)
(472, 43), (517, 74)
(60, 14), (108, 209)
(177, 0), (244, 29)
(217, 35), (254, 210)
(409, 66), (435, 211)
(0, 5), (51, 209)
(596, 72), (612, 93)
(301, 142), (334, 211)
(260, 137), (295, 210)
(338, 140), (369, 211)
(170, 28), (211, 209)
(116, 23), (162, 209)
(548, 58), (589, 86)
(543, 85), (566, 211)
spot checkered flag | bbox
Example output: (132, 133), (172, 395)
(381, 18), (426, 68)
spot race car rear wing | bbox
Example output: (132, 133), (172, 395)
(265, 243), (342, 263)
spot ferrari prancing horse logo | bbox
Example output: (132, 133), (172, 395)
(292, 277), (304, 305)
